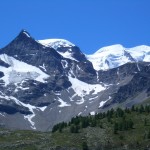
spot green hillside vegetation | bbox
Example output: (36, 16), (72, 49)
(0, 105), (150, 150)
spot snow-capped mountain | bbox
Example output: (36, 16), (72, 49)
(38, 39), (78, 61)
(38, 38), (87, 62)
(0, 30), (99, 130)
(87, 44), (150, 70)
(0, 30), (150, 131)
(38, 39), (75, 49)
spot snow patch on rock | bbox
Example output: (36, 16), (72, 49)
(58, 51), (78, 61)
(90, 111), (95, 115)
(99, 96), (111, 108)
(58, 97), (71, 107)
(68, 75), (105, 104)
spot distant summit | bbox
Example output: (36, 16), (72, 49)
(87, 44), (150, 70)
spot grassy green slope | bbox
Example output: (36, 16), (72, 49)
(0, 106), (150, 150)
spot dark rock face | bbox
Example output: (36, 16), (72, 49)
(98, 62), (141, 84)
(0, 72), (4, 78)
(57, 46), (87, 62)
(0, 102), (31, 115)
(124, 50), (135, 61)
(65, 60), (97, 84)
(112, 64), (150, 102)
(0, 59), (10, 68)
(102, 62), (150, 108)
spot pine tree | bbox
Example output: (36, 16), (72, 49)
(70, 125), (79, 133)
(144, 118), (147, 126)
(82, 142), (89, 150)
(107, 116), (111, 122)
(99, 122), (103, 128)
(75, 125), (79, 133)
(131, 105), (135, 111)
(114, 122), (118, 134)
(70, 125), (75, 133)
(116, 108), (124, 117)
(118, 121), (123, 131)
(102, 112), (106, 118)
(145, 105), (150, 113)
(90, 118), (96, 127)
(139, 104), (144, 113)
(110, 108), (114, 116)
(81, 118), (89, 128)
(52, 124), (58, 133)
(59, 126), (62, 133)
(129, 119), (134, 129)
(135, 107), (139, 112)
(147, 129), (150, 139)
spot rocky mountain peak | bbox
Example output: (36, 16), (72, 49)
(0, 30), (42, 56)
(19, 29), (31, 38)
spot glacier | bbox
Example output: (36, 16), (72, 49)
(87, 44), (150, 70)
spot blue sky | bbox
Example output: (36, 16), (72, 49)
(0, 0), (150, 54)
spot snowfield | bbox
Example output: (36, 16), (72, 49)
(0, 54), (49, 85)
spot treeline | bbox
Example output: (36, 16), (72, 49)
(52, 104), (150, 134)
